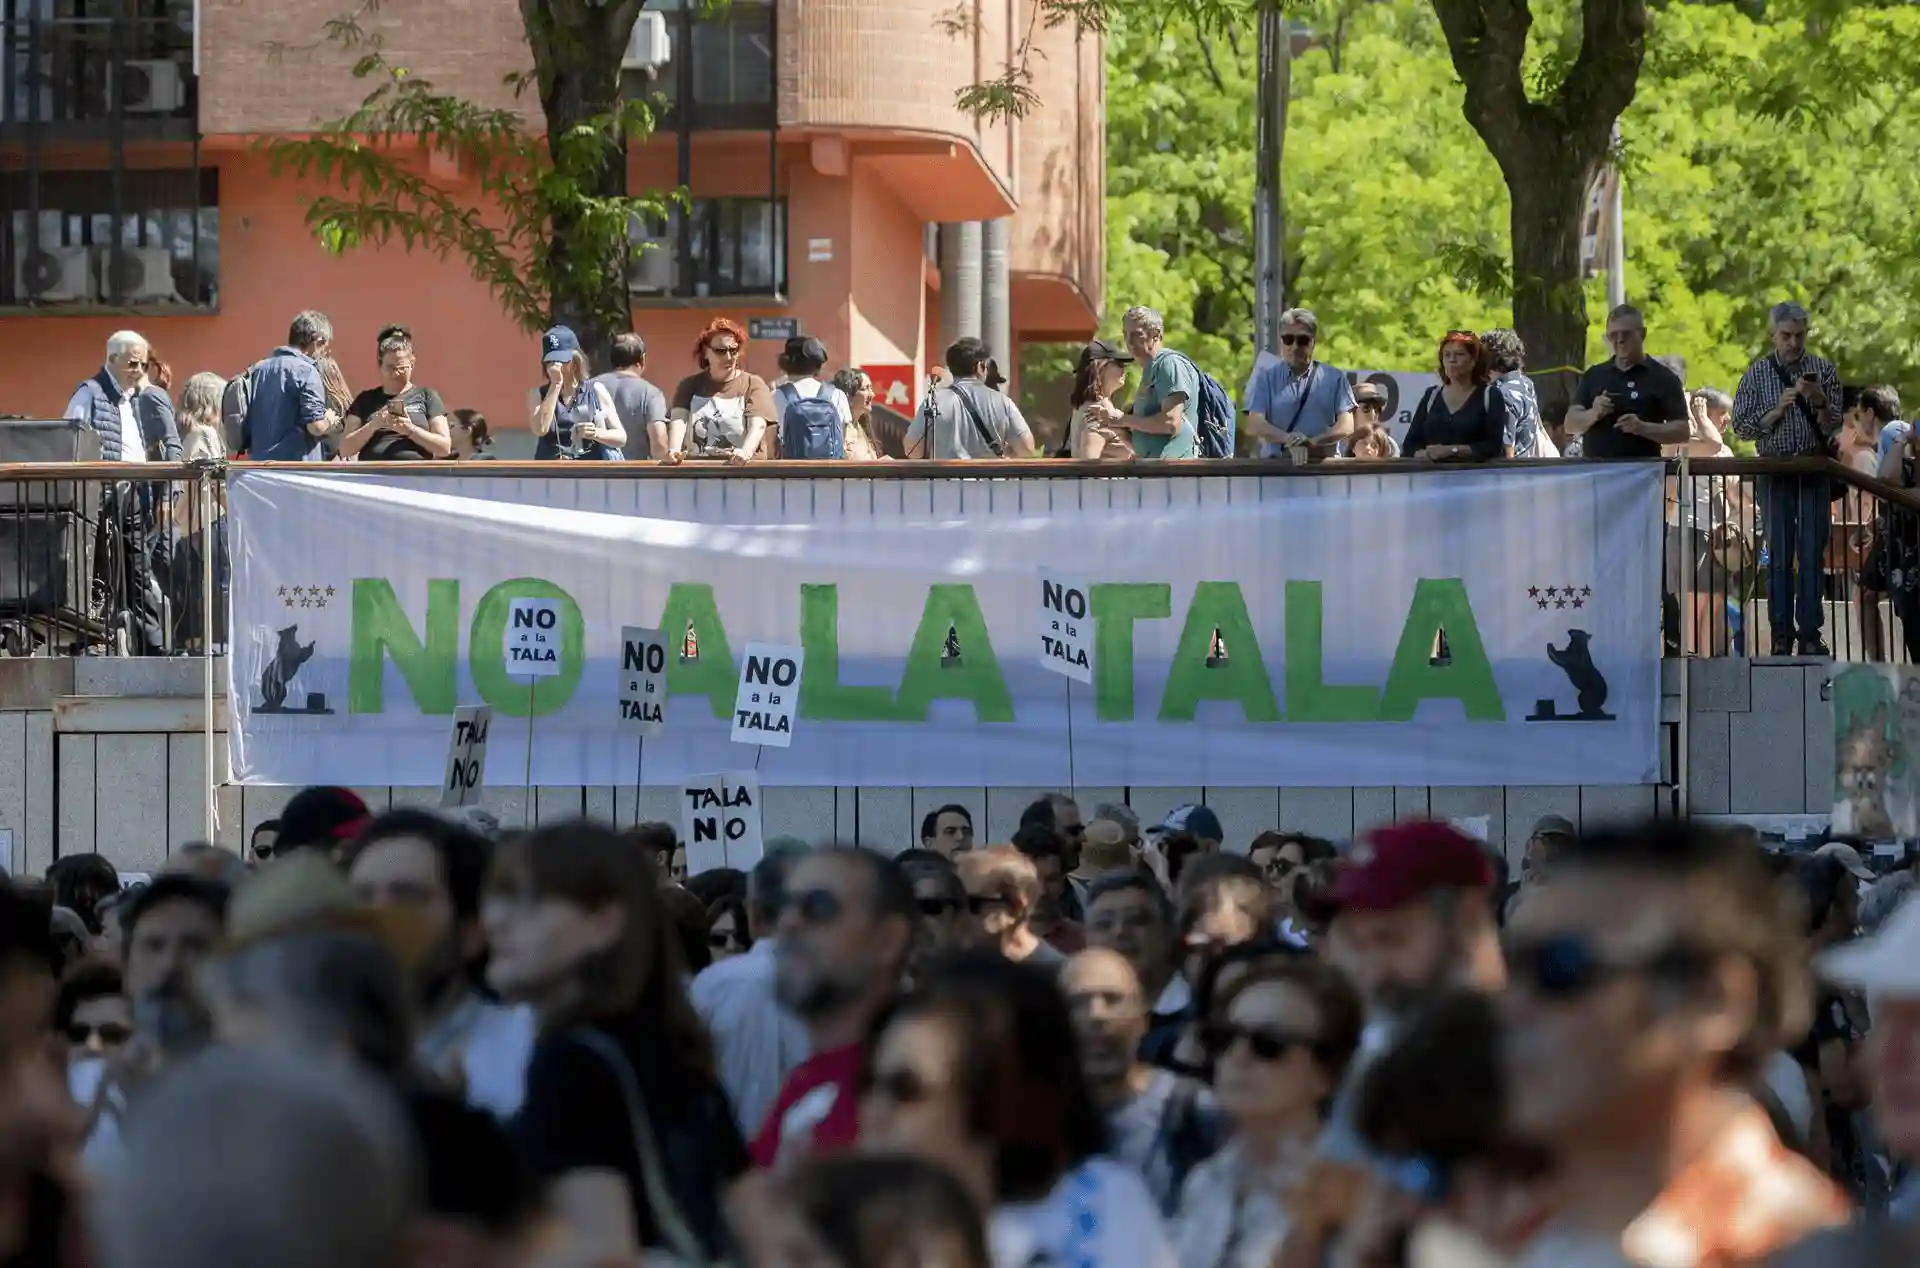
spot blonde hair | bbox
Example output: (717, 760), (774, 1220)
(177, 372), (228, 463)
(316, 357), (352, 416)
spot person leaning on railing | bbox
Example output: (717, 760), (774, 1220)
(1402, 331), (1507, 463)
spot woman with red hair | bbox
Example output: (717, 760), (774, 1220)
(1403, 331), (1508, 463)
(663, 317), (776, 465)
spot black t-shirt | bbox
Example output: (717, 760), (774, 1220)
(348, 385), (447, 460)
(1572, 358), (1688, 459)
(1403, 383), (1507, 461)
(514, 1012), (746, 1257)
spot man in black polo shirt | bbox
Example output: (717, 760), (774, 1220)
(1565, 304), (1691, 457)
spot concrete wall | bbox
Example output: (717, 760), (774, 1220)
(0, 656), (1839, 879)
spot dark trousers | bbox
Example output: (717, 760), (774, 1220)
(1760, 475), (1830, 641)
(95, 484), (166, 654)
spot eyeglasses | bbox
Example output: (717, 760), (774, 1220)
(782, 888), (845, 926)
(706, 343), (742, 357)
(68, 1022), (132, 1046)
(1355, 398), (1385, 413)
(1506, 934), (1701, 1000)
(1605, 329), (1643, 341)
(1279, 334), (1314, 348)
(917, 897), (959, 918)
(1264, 857), (1299, 880)
(1199, 1021), (1318, 1063)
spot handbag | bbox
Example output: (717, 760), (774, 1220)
(568, 1029), (716, 1268)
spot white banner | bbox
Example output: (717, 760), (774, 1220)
(225, 467), (1663, 788)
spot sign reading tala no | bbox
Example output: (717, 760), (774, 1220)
(224, 467), (1663, 789)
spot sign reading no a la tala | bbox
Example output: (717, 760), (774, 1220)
(224, 467), (1663, 788)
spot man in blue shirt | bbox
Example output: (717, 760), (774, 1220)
(1120, 306), (1199, 459)
(1245, 308), (1354, 461)
(240, 310), (336, 461)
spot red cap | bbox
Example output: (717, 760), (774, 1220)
(1326, 820), (1494, 913)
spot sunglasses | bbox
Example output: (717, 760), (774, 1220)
(1506, 934), (1701, 1000)
(917, 897), (959, 918)
(783, 888), (844, 926)
(708, 930), (746, 950)
(68, 1022), (132, 1046)
(1355, 398), (1385, 412)
(707, 343), (742, 356)
(967, 894), (1007, 915)
(1199, 1021), (1317, 1063)
(1279, 334), (1314, 348)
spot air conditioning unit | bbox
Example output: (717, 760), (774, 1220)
(626, 217), (676, 293)
(97, 247), (183, 304)
(622, 12), (671, 72)
(122, 60), (186, 114)
(14, 246), (93, 303)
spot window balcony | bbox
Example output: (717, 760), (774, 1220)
(627, 196), (786, 303)
(0, 10), (198, 140)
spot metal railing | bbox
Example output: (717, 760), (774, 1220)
(6, 453), (1916, 664)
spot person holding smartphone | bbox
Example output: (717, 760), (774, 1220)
(1564, 304), (1690, 458)
(340, 325), (453, 460)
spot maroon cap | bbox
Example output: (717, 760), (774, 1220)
(274, 786), (372, 853)
(1326, 820), (1494, 913)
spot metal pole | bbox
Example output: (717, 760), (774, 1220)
(200, 466), (217, 841)
(1605, 123), (1626, 311)
(1253, 5), (1291, 354)
(1677, 453), (1692, 819)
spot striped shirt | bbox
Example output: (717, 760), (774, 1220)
(1731, 353), (1842, 457)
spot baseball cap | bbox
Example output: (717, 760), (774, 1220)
(1325, 820), (1494, 913)
(1530, 815), (1578, 842)
(541, 325), (581, 365)
(1078, 338), (1135, 367)
(1147, 804), (1224, 844)
(1820, 894), (1920, 996)
(1815, 841), (1876, 883)
(274, 786), (372, 854)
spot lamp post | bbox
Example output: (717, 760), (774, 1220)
(1254, 12), (1313, 355)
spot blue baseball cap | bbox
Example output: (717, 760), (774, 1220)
(541, 325), (580, 364)
(1147, 803), (1225, 844)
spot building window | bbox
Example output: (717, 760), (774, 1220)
(645, 0), (773, 131)
(1, 167), (218, 308)
(629, 196), (785, 300)
(1, 5), (197, 129)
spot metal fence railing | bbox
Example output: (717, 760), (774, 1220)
(6, 455), (1917, 664)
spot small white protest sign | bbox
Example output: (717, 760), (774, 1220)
(731, 642), (804, 748)
(618, 626), (669, 737)
(679, 771), (765, 874)
(440, 705), (494, 807)
(504, 597), (564, 679)
(1038, 572), (1093, 684)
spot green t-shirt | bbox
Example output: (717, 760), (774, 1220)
(1131, 349), (1200, 459)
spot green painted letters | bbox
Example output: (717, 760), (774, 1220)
(895, 585), (1014, 723)
(657, 584), (739, 719)
(470, 579), (586, 716)
(1091, 583), (1171, 722)
(1159, 582), (1281, 722)
(1283, 581), (1381, 722)
(1378, 579), (1504, 721)
(799, 584), (902, 721)
(349, 578), (458, 714)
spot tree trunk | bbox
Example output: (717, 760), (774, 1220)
(1428, 0), (1647, 429)
(520, 0), (645, 370)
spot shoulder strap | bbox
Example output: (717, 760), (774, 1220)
(1770, 357), (1823, 432)
(567, 1029), (708, 1265)
(1287, 363), (1318, 432)
(950, 384), (1005, 458)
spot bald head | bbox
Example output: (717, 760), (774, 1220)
(1061, 948), (1147, 1089)
(94, 1046), (418, 1268)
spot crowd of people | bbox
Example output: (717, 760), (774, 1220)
(3, 786), (1920, 1268)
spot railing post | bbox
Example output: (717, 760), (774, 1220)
(201, 464), (218, 842)
(1677, 453), (1692, 820)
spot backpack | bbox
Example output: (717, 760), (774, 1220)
(220, 362), (259, 456)
(777, 384), (846, 460)
(1168, 353), (1235, 457)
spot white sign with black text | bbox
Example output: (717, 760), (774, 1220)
(731, 642), (804, 748)
(618, 626), (669, 737)
(504, 598), (564, 679)
(440, 705), (494, 807)
(1038, 573), (1093, 684)
(680, 772), (765, 874)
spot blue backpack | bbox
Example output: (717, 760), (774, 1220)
(1169, 353), (1235, 458)
(777, 384), (846, 460)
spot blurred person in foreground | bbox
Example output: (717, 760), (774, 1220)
(482, 820), (745, 1261)
(91, 1047), (417, 1268)
(758, 847), (916, 1167)
(1011, 823), (1086, 951)
(1085, 872), (1187, 1031)
(860, 952), (1178, 1268)
(732, 1152), (992, 1268)
(693, 849), (812, 1139)
(1174, 958), (1363, 1268)
(1154, 856), (1282, 1057)
(1774, 894), (1920, 1263)
(345, 809), (536, 1119)
(1502, 821), (1847, 1268)
(1063, 948), (1222, 1215)
(0, 885), (86, 1268)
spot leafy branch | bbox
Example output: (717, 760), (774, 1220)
(263, 1), (672, 337)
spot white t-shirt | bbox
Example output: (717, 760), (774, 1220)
(416, 994), (538, 1121)
(775, 378), (852, 425)
(70, 1057), (125, 1172)
(991, 1157), (1179, 1268)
